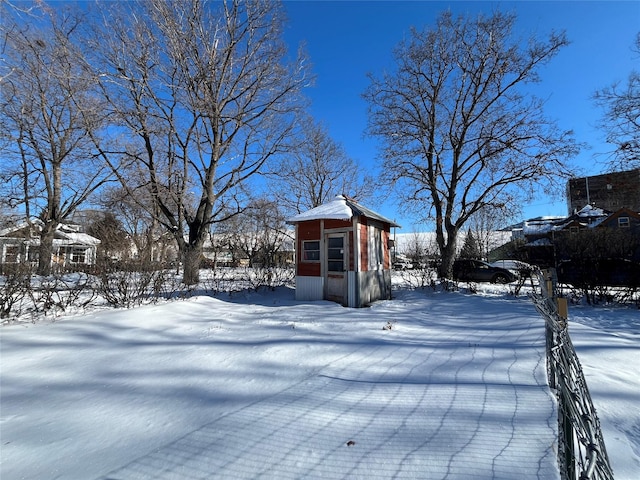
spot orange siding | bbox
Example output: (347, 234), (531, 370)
(383, 230), (391, 269)
(296, 221), (321, 277)
(359, 222), (369, 272)
(324, 219), (352, 230)
(298, 262), (321, 276)
(297, 221), (321, 240)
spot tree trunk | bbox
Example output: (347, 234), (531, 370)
(437, 227), (459, 279)
(181, 244), (202, 285)
(36, 223), (57, 276)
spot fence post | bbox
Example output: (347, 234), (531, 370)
(532, 269), (614, 480)
(542, 268), (575, 479)
(542, 269), (557, 390)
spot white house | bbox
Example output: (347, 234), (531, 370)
(0, 219), (100, 271)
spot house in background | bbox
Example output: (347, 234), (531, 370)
(519, 205), (640, 267)
(520, 205), (639, 240)
(288, 195), (399, 307)
(0, 219), (100, 272)
(202, 230), (295, 268)
(549, 204), (610, 234)
(595, 207), (640, 235)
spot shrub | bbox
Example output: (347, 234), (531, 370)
(0, 264), (31, 321)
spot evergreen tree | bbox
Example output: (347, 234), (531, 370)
(460, 229), (482, 259)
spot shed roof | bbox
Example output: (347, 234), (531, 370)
(288, 195), (400, 227)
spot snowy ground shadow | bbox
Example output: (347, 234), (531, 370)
(97, 296), (558, 480)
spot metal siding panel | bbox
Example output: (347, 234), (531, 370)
(348, 271), (357, 307)
(295, 276), (324, 301)
(357, 270), (392, 306)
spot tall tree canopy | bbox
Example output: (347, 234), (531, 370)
(364, 10), (579, 276)
(593, 32), (640, 171)
(0, 3), (111, 275)
(265, 116), (374, 214)
(91, 0), (309, 284)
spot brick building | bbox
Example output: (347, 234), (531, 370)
(567, 168), (640, 214)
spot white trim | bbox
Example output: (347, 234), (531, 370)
(353, 217), (360, 273)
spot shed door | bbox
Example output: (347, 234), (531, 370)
(325, 234), (347, 305)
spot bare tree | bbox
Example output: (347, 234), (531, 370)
(593, 32), (640, 171)
(0, 3), (111, 275)
(216, 197), (290, 268)
(467, 205), (517, 260)
(81, 210), (131, 262)
(98, 185), (174, 264)
(398, 231), (439, 265)
(90, 0), (309, 285)
(364, 10), (579, 277)
(266, 116), (375, 214)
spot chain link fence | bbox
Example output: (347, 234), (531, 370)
(530, 269), (614, 480)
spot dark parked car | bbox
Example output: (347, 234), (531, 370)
(452, 259), (518, 284)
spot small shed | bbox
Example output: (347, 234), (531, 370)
(288, 195), (399, 307)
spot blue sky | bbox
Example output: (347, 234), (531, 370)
(282, 0), (640, 229)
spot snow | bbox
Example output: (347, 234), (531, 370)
(1, 279), (638, 479)
(521, 204), (612, 236)
(567, 305), (640, 478)
(287, 195), (398, 226)
(287, 195), (354, 222)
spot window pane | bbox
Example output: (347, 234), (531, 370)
(304, 241), (320, 251)
(71, 248), (86, 263)
(327, 237), (344, 271)
(328, 260), (344, 272)
(328, 248), (343, 260)
(328, 237), (343, 248)
(304, 250), (320, 261)
(303, 241), (320, 262)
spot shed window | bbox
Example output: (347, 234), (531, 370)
(302, 241), (320, 262)
(618, 217), (630, 228)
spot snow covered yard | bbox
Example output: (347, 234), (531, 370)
(0, 281), (636, 479)
(568, 305), (640, 479)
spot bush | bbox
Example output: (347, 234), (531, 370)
(94, 260), (178, 308)
(28, 272), (97, 316)
(557, 258), (640, 305)
(397, 264), (438, 290)
(0, 264), (31, 321)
